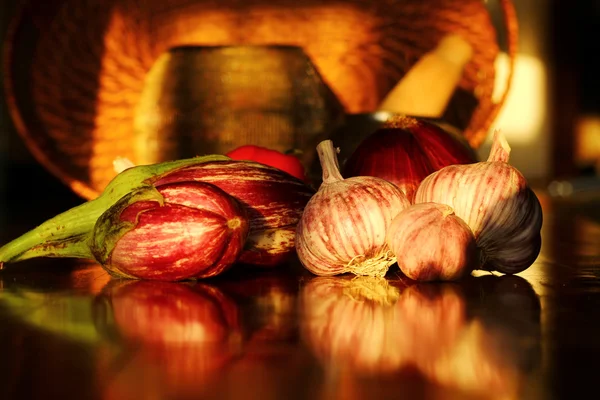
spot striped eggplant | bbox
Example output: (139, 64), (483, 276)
(0, 154), (314, 275)
(151, 160), (315, 267)
(91, 181), (249, 280)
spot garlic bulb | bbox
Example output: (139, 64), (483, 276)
(414, 131), (542, 274)
(387, 203), (478, 281)
(295, 140), (411, 277)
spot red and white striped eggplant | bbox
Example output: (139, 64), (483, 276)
(151, 160), (316, 267)
(91, 181), (249, 281)
(0, 155), (314, 274)
(0, 154), (230, 268)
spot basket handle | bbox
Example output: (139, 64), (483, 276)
(482, 0), (519, 139)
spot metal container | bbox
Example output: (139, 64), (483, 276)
(134, 45), (344, 168)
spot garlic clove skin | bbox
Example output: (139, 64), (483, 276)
(386, 203), (478, 281)
(296, 140), (411, 277)
(296, 176), (411, 277)
(414, 131), (543, 274)
(478, 186), (542, 274)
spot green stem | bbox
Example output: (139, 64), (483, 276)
(0, 154), (230, 267)
(0, 198), (105, 264)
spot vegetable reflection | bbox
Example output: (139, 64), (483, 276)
(94, 280), (242, 398)
(300, 275), (541, 398)
(218, 270), (299, 344)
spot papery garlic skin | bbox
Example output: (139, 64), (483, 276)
(296, 140), (411, 277)
(414, 132), (542, 274)
(387, 203), (478, 281)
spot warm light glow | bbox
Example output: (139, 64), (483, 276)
(301, 276), (524, 397)
(22, 0), (504, 198)
(575, 114), (600, 167)
(490, 52), (547, 145)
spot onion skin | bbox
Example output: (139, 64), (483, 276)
(414, 131), (543, 274)
(386, 203), (479, 281)
(152, 160), (315, 267)
(344, 116), (477, 202)
(295, 140), (411, 277)
(91, 181), (249, 281)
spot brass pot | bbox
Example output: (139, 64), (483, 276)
(133, 45), (343, 167)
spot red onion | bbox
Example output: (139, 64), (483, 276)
(343, 116), (477, 202)
(295, 140), (410, 277)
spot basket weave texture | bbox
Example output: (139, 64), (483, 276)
(4, 0), (517, 199)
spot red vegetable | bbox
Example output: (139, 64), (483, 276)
(226, 145), (306, 182)
(343, 116), (477, 202)
(91, 181), (249, 281)
(96, 280), (241, 397)
(153, 160), (315, 267)
(104, 280), (240, 344)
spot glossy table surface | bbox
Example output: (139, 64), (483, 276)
(1, 179), (599, 400)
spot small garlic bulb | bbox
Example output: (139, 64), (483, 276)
(295, 140), (411, 277)
(414, 131), (543, 274)
(386, 203), (478, 281)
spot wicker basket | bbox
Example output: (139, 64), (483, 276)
(4, 0), (518, 200)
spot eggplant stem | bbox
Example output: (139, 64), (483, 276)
(316, 140), (345, 184)
(0, 199), (103, 264)
(0, 154), (230, 267)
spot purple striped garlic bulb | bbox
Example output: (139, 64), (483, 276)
(295, 140), (411, 277)
(386, 203), (479, 281)
(414, 131), (543, 274)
